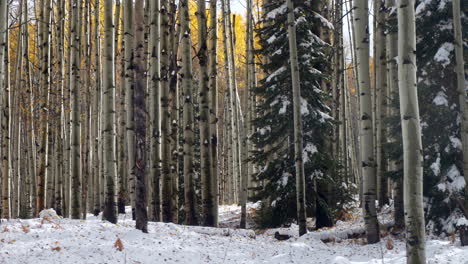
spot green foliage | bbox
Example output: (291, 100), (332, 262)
(251, 0), (351, 228)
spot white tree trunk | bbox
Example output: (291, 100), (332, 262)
(70, 0), (82, 219)
(102, 0), (118, 224)
(286, 0), (307, 237)
(353, 0), (380, 244)
(0, 0), (9, 219)
(180, 0), (198, 225)
(397, 0), (426, 261)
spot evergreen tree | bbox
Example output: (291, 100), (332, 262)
(385, 0), (468, 234)
(252, 0), (336, 228)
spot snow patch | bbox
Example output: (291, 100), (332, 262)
(434, 42), (454, 67)
(39, 209), (59, 219)
(433, 91), (448, 106)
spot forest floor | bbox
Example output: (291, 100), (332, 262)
(0, 202), (467, 264)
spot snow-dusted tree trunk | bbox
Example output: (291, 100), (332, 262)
(208, 0), (219, 228)
(180, 0), (198, 225)
(286, 0), (307, 237)
(452, 0), (468, 214)
(397, 0), (426, 261)
(353, 0), (380, 244)
(197, 0), (215, 227)
(124, 0), (136, 219)
(134, 0), (148, 232)
(148, 0), (161, 222)
(70, 0), (82, 219)
(102, 0), (118, 224)
(0, 0), (9, 219)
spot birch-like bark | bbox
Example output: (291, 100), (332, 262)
(375, 0), (388, 207)
(70, 0), (82, 219)
(149, 0), (161, 222)
(197, 0), (215, 226)
(208, 0), (219, 227)
(124, 0), (136, 219)
(168, 0), (179, 224)
(227, 0), (241, 205)
(353, 0), (380, 243)
(0, 0), (9, 219)
(220, 0), (234, 205)
(37, 0), (52, 214)
(452, 0), (468, 214)
(385, 0), (404, 230)
(240, 0), (254, 229)
(160, 0), (174, 222)
(180, 0), (198, 225)
(134, 0), (148, 233)
(286, 0), (307, 237)
(82, 0), (92, 218)
(102, 0), (118, 224)
(93, 0), (103, 216)
(397, 0), (426, 261)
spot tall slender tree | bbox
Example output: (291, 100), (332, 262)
(398, 0), (426, 261)
(208, 0), (219, 228)
(148, 0), (161, 222)
(160, 0), (174, 222)
(353, 0), (380, 244)
(286, 0), (307, 237)
(452, 0), (468, 213)
(385, 0), (404, 230)
(102, 0), (118, 224)
(180, 0), (198, 225)
(0, 0), (9, 219)
(134, 0), (148, 233)
(70, 0), (82, 219)
(197, 0), (215, 226)
(124, 0), (136, 219)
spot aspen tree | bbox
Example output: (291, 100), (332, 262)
(70, 0), (82, 219)
(398, 0), (426, 261)
(161, 0), (174, 222)
(197, 0), (215, 226)
(134, 0), (148, 233)
(124, 0), (136, 219)
(208, 0), (219, 228)
(240, 0), (254, 229)
(180, 0), (198, 225)
(0, 0), (9, 219)
(37, 0), (53, 214)
(385, 0), (404, 230)
(93, 0), (103, 216)
(220, 0), (234, 205)
(168, 0), (179, 224)
(102, 0), (118, 224)
(353, 0), (380, 243)
(226, 0), (241, 205)
(148, 0), (161, 221)
(286, 0), (307, 237)
(375, 0), (389, 207)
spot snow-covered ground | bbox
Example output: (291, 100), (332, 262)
(0, 203), (467, 264)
